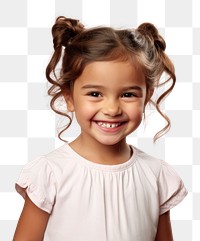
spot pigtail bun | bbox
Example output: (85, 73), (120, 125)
(137, 23), (176, 142)
(46, 17), (84, 141)
(46, 16), (84, 86)
(52, 16), (84, 49)
(137, 23), (166, 52)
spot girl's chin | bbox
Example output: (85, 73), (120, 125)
(91, 136), (126, 147)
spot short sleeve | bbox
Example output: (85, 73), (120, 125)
(15, 156), (57, 214)
(158, 160), (188, 215)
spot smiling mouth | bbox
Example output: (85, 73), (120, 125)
(96, 121), (123, 129)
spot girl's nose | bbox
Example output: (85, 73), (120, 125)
(102, 99), (122, 117)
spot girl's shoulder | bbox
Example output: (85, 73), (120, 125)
(20, 144), (70, 169)
(133, 146), (164, 175)
(24, 144), (77, 179)
(133, 146), (183, 182)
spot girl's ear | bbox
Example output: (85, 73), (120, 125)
(67, 98), (75, 112)
(145, 88), (154, 106)
(64, 94), (75, 112)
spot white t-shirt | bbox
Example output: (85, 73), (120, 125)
(16, 144), (187, 241)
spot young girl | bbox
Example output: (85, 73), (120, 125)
(13, 16), (188, 241)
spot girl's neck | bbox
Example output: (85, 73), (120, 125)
(69, 135), (132, 165)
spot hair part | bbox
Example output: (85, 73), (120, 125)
(46, 16), (176, 142)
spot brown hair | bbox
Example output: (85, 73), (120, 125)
(46, 16), (176, 142)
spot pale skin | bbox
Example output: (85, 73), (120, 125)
(13, 61), (173, 240)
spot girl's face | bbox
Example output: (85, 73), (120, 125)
(67, 61), (151, 147)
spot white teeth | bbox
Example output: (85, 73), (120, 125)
(97, 122), (121, 128)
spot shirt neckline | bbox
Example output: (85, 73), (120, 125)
(63, 143), (137, 172)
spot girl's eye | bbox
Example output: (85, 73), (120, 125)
(88, 92), (102, 97)
(121, 92), (137, 98)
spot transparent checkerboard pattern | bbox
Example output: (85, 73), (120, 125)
(0, 0), (199, 240)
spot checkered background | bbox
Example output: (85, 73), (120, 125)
(0, 0), (199, 240)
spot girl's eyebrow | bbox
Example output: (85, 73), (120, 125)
(121, 86), (143, 92)
(81, 84), (104, 89)
(81, 84), (143, 91)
